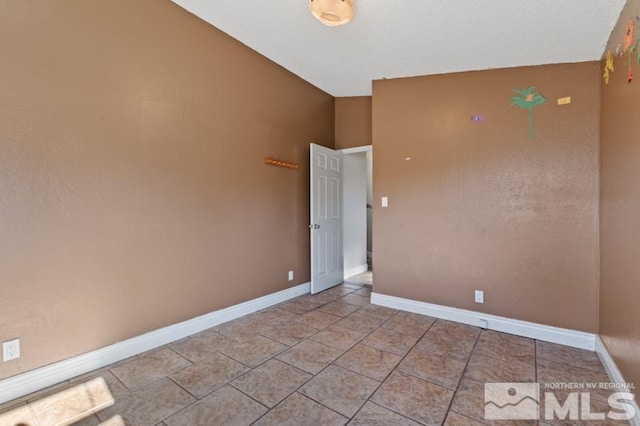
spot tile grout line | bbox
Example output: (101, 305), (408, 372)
(106, 366), (133, 397)
(227, 354), (318, 412)
(160, 347), (294, 424)
(247, 287), (371, 425)
(442, 321), (483, 423)
(259, 296), (392, 420)
(157, 297), (345, 425)
(240, 285), (370, 423)
(279, 304), (391, 422)
(104, 317), (296, 424)
(357, 400), (425, 425)
(346, 312), (438, 424)
(108, 347), (195, 396)
(535, 338), (547, 426)
(159, 376), (204, 424)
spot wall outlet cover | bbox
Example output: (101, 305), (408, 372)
(3, 339), (20, 362)
(474, 290), (484, 304)
(288, 270), (294, 281)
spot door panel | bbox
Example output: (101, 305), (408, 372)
(310, 143), (344, 294)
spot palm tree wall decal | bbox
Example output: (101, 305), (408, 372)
(511, 87), (546, 139)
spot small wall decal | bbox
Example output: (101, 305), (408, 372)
(624, 22), (639, 83)
(510, 87), (546, 139)
(636, 25), (640, 64)
(603, 51), (614, 85)
(624, 21), (636, 52)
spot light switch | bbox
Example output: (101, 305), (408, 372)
(381, 197), (388, 208)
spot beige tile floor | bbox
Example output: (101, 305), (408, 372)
(0, 276), (626, 426)
(344, 270), (372, 286)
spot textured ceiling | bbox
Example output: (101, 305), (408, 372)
(171, 0), (625, 96)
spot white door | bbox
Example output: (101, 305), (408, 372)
(310, 143), (344, 294)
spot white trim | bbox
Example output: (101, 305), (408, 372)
(344, 264), (368, 280)
(370, 292), (596, 350)
(596, 336), (640, 426)
(0, 282), (310, 405)
(340, 145), (372, 155)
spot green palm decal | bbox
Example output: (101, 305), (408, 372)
(511, 87), (546, 139)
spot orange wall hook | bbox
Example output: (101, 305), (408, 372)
(264, 157), (300, 171)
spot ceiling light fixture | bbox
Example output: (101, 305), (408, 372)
(309, 0), (355, 27)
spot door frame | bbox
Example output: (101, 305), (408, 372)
(339, 145), (372, 155)
(338, 145), (373, 279)
(309, 144), (373, 294)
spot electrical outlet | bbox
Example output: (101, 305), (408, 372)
(288, 270), (294, 281)
(3, 338), (20, 361)
(557, 96), (572, 105)
(475, 290), (484, 304)
(381, 197), (388, 208)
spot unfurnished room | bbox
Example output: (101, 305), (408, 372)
(0, 0), (639, 425)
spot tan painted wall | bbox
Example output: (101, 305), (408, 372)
(335, 97), (372, 149)
(372, 62), (601, 332)
(0, 0), (333, 379)
(599, 0), (640, 390)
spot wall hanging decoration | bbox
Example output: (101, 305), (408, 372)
(264, 157), (300, 171)
(623, 21), (638, 83)
(624, 21), (636, 52)
(603, 51), (614, 85)
(510, 87), (546, 139)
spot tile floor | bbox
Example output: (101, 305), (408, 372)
(344, 270), (372, 286)
(0, 276), (625, 425)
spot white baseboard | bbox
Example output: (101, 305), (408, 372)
(370, 292), (596, 350)
(0, 282), (310, 405)
(596, 337), (640, 426)
(344, 263), (368, 279)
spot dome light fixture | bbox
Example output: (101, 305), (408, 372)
(309, 0), (355, 27)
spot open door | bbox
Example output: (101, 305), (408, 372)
(310, 143), (344, 294)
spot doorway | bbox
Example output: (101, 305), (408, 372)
(341, 145), (372, 287)
(309, 143), (372, 294)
